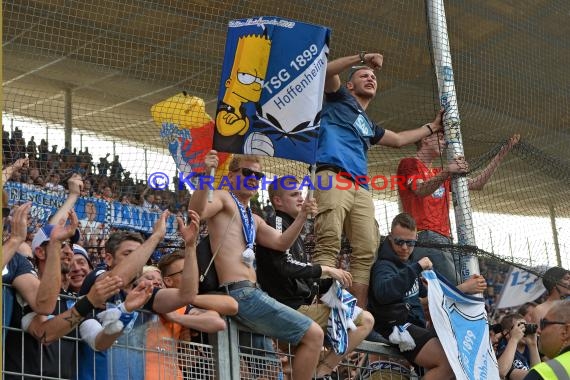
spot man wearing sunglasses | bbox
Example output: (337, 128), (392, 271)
(524, 300), (570, 379)
(190, 151), (323, 380)
(368, 213), (455, 380)
(369, 213), (455, 380)
(313, 52), (445, 308)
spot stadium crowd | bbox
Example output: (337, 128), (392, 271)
(2, 52), (569, 380)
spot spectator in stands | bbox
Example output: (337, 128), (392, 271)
(496, 313), (541, 380)
(257, 177), (374, 379)
(28, 167), (40, 184)
(262, 199), (275, 219)
(524, 300), (570, 379)
(530, 266), (570, 326)
(313, 52), (444, 308)
(109, 155), (124, 180)
(2, 156), (29, 183)
(139, 265), (164, 289)
(38, 139), (48, 169)
(97, 153), (110, 176)
(519, 302), (539, 323)
(141, 187), (160, 210)
(189, 151), (324, 380)
(81, 178), (93, 197)
(5, 212), (123, 380)
(48, 145), (61, 171)
(2, 201), (32, 269)
(2, 198), (64, 319)
(77, 210), (199, 379)
(397, 133), (520, 284)
(369, 212), (454, 380)
(157, 250), (238, 322)
(122, 170), (135, 194)
(2, 129), (11, 162)
(9, 128), (26, 160)
(154, 193), (167, 211)
(97, 185), (114, 201)
(46, 173), (65, 192)
(67, 244), (94, 294)
(144, 250), (237, 379)
(26, 136), (37, 159)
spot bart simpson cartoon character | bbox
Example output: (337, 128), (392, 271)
(215, 34), (271, 152)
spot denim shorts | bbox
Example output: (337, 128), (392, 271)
(228, 286), (313, 345)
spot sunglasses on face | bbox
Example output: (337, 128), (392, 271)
(42, 240), (72, 249)
(539, 318), (567, 330)
(164, 270), (183, 278)
(391, 236), (418, 247)
(236, 167), (265, 180)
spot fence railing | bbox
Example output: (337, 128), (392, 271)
(2, 285), (415, 379)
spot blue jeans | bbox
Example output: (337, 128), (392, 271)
(228, 286), (313, 345)
(413, 230), (460, 285)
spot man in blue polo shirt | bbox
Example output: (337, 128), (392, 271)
(314, 51), (444, 307)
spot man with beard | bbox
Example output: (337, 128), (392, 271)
(4, 211), (123, 380)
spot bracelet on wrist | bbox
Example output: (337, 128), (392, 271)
(425, 124), (434, 136)
(74, 296), (95, 318)
(359, 51), (367, 64)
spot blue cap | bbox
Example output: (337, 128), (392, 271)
(72, 244), (93, 269)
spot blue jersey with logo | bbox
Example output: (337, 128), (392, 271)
(316, 86), (384, 183)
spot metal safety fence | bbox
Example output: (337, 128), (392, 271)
(2, 285), (413, 380)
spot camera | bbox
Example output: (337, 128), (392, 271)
(524, 323), (538, 335)
(518, 322), (538, 335)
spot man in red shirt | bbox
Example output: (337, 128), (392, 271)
(398, 132), (519, 284)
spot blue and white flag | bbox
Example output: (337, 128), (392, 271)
(495, 266), (546, 309)
(320, 281), (362, 355)
(215, 16), (330, 164)
(423, 270), (499, 380)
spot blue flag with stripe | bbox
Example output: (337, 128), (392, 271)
(423, 270), (499, 380)
(215, 17), (330, 164)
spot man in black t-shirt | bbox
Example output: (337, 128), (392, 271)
(256, 177), (374, 379)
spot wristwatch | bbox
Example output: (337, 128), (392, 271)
(359, 51), (367, 64)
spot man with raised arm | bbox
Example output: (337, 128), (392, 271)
(76, 210), (200, 380)
(189, 151), (324, 380)
(313, 51), (444, 307)
(257, 177), (374, 379)
(4, 210), (123, 380)
(398, 132), (520, 284)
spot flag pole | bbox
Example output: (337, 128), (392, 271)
(426, 0), (479, 281)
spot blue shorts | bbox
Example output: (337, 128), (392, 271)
(228, 286), (313, 345)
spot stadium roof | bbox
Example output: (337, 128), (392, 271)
(3, 0), (570, 217)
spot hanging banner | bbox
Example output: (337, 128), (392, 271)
(5, 182), (178, 240)
(214, 16), (329, 164)
(424, 270), (499, 380)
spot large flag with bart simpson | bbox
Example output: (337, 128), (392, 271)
(215, 17), (330, 164)
(151, 92), (231, 186)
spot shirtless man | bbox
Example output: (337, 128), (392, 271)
(189, 150), (323, 380)
(530, 266), (570, 329)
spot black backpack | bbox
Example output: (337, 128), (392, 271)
(196, 235), (220, 294)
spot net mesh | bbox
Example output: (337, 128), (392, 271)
(3, 0), (570, 308)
